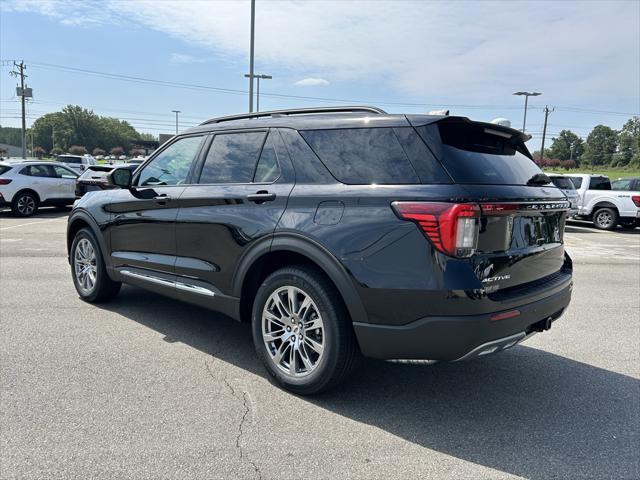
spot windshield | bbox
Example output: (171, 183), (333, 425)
(59, 156), (82, 164)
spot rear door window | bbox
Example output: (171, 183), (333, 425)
(415, 122), (542, 186)
(300, 127), (449, 185)
(199, 131), (267, 184)
(589, 176), (611, 190)
(253, 134), (280, 183)
(21, 165), (55, 177)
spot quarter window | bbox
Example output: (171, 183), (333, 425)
(199, 131), (267, 184)
(138, 136), (204, 186)
(253, 134), (280, 183)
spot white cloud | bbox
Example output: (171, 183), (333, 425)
(5, 0), (639, 107)
(169, 53), (208, 64)
(294, 78), (330, 87)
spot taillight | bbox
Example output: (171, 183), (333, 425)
(392, 202), (480, 258)
(632, 196), (640, 208)
(0, 179), (12, 185)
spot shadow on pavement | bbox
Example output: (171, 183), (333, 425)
(99, 286), (639, 480)
(566, 220), (640, 235)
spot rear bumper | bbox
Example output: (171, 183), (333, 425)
(353, 279), (572, 361)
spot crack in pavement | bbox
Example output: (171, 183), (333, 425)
(205, 359), (262, 480)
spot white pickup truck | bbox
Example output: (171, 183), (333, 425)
(565, 174), (640, 230)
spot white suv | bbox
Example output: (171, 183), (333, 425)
(0, 161), (78, 217)
(57, 154), (97, 173)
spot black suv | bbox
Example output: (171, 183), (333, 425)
(67, 106), (573, 394)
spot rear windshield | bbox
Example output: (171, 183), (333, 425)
(299, 127), (450, 185)
(550, 176), (575, 189)
(589, 176), (611, 190)
(0, 166), (12, 175)
(59, 156), (82, 164)
(415, 122), (542, 186)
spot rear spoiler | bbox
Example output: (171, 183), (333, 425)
(406, 115), (530, 144)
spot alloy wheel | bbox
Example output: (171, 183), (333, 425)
(74, 238), (97, 294)
(262, 286), (325, 377)
(16, 195), (36, 216)
(596, 210), (613, 229)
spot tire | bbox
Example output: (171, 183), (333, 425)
(620, 219), (638, 230)
(592, 207), (618, 230)
(70, 228), (121, 302)
(11, 191), (39, 217)
(251, 265), (359, 395)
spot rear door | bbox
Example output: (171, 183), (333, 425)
(411, 118), (570, 291)
(174, 129), (295, 296)
(105, 134), (206, 274)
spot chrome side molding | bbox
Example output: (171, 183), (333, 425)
(120, 269), (216, 297)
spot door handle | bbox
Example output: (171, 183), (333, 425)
(153, 194), (171, 204)
(247, 191), (276, 204)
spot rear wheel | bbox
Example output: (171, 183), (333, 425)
(251, 265), (359, 395)
(71, 228), (121, 302)
(592, 207), (618, 230)
(11, 191), (38, 217)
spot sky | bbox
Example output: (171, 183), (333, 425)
(1, 0), (639, 152)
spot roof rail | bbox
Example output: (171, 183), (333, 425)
(200, 105), (386, 125)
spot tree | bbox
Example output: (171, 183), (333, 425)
(69, 145), (87, 155)
(110, 146), (124, 156)
(33, 146), (46, 158)
(0, 147), (7, 158)
(617, 117), (639, 168)
(581, 125), (618, 166)
(0, 126), (22, 147)
(51, 147), (63, 156)
(92, 147), (106, 156)
(129, 148), (145, 157)
(548, 130), (584, 162)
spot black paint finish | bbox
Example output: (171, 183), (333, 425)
(67, 111), (573, 361)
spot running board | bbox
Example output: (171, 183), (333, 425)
(120, 269), (216, 297)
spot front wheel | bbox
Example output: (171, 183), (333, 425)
(70, 228), (121, 302)
(592, 208), (618, 230)
(251, 265), (359, 395)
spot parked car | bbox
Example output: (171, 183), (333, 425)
(567, 174), (640, 229)
(67, 106), (573, 394)
(548, 174), (579, 217)
(75, 164), (138, 198)
(611, 177), (640, 191)
(58, 154), (97, 173)
(0, 161), (78, 216)
(118, 155), (127, 161)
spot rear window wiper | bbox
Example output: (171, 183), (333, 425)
(526, 173), (552, 186)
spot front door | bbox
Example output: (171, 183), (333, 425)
(174, 129), (295, 297)
(105, 134), (207, 274)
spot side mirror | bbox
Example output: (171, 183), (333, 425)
(109, 167), (133, 188)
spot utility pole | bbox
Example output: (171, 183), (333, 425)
(171, 110), (181, 134)
(540, 106), (554, 161)
(248, 0), (256, 112)
(10, 61), (29, 159)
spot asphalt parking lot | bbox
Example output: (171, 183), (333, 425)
(1, 210), (638, 479)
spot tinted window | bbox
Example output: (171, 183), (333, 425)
(253, 134), (280, 183)
(550, 176), (575, 190)
(416, 123), (542, 186)
(0, 166), (12, 175)
(199, 132), (266, 184)
(21, 165), (54, 177)
(589, 176), (611, 190)
(392, 127), (451, 183)
(138, 135), (204, 186)
(59, 156), (82, 164)
(300, 128), (420, 184)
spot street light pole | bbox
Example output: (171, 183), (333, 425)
(513, 91), (542, 133)
(171, 110), (181, 134)
(248, 0), (255, 112)
(246, 73), (272, 112)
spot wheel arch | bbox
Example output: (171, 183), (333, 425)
(13, 188), (41, 204)
(67, 211), (111, 270)
(233, 233), (368, 326)
(591, 201), (619, 216)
